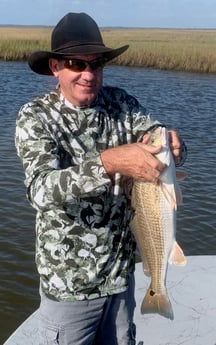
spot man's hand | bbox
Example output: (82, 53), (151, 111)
(168, 130), (183, 165)
(101, 142), (166, 183)
(143, 130), (184, 165)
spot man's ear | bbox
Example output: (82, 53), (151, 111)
(49, 58), (60, 76)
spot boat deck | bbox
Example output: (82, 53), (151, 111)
(4, 256), (216, 345)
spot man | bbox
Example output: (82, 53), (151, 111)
(15, 12), (186, 345)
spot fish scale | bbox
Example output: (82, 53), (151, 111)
(133, 181), (172, 292)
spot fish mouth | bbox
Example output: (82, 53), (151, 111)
(142, 124), (167, 140)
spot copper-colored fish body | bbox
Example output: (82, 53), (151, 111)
(131, 126), (186, 320)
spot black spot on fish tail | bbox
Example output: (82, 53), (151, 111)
(141, 287), (174, 320)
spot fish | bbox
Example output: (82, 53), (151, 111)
(131, 125), (187, 320)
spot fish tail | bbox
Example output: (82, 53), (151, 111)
(141, 287), (174, 320)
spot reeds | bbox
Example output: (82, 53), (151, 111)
(103, 28), (216, 73)
(0, 27), (50, 60)
(1, 26), (216, 73)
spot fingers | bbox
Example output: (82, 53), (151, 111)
(101, 142), (166, 183)
(169, 130), (181, 149)
(141, 143), (162, 155)
(141, 134), (163, 156)
(168, 130), (183, 164)
(131, 144), (166, 182)
(142, 133), (150, 145)
(137, 143), (166, 170)
(136, 166), (161, 183)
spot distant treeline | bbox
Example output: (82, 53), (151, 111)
(1, 26), (216, 74)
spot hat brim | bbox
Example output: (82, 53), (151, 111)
(28, 44), (129, 75)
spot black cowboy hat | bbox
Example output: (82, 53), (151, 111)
(28, 12), (129, 75)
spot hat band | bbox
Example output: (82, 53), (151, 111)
(53, 41), (106, 52)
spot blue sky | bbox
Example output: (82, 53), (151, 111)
(1, 0), (216, 28)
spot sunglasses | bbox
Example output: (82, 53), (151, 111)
(64, 58), (106, 72)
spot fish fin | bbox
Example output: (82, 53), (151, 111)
(142, 261), (151, 277)
(141, 286), (174, 320)
(176, 171), (188, 180)
(135, 248), (150, 276)
(135, 254), (150, 276)
(160, 179), (183, 207)
(159, 182), (177, 210)
(169, 241), (187, 266)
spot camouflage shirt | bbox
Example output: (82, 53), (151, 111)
(15, 86), (158, 301)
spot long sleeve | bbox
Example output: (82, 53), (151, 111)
(15, 101), (111, 212)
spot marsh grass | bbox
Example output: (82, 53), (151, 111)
(1, 26), (216, 73)
(0, 27), (50, 60)
(103, 28), (216, 73)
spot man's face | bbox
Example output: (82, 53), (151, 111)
(49, 54), (104, 107)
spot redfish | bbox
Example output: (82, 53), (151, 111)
(131, 126), (186, 320)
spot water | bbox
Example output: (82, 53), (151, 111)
(0, 62), (216, 342)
